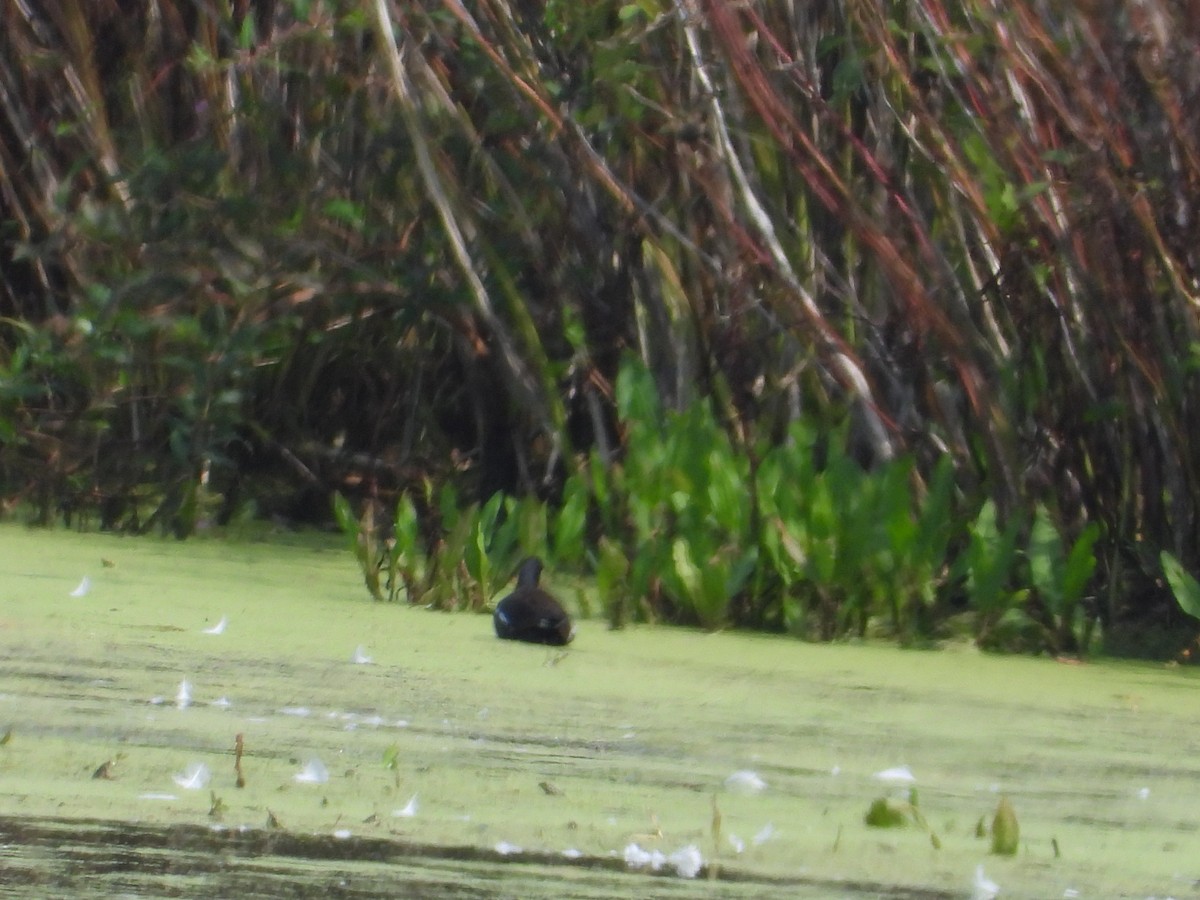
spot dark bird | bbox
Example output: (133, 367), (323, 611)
(493, 556), (574, 646)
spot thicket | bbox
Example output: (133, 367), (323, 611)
(3, 2), (1200, 655)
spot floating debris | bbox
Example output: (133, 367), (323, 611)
(495, 841), (522, 856)
(139, 792), (178, 801)
(172, 762), (211, 790)
(873, 765), (916, 784)
(211, 697), (232, 709)
(69, 577), (91, 598)
(293, 758), (329, 784)
(668, 845), (704, 879)
(333, 828), (353, 840)
(202, 616), (228, 635)
(562, 848), (582, 859)
(624, 843), (664, 871)
(623, 843), (704, 879)
(392, 794), (419, 818)
(724, 770), (767, 793)
(280, 706), (311, 718)
(971, 864), (999, 900)
(1136, 787), (1150, 800)
(175, 680), (192, 709)
(728, 834), (745, 854)
(752, 823), (775, 846)
(352, 645), (372, 665)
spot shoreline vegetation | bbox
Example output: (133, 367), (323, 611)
(4, 5), (1200, 659)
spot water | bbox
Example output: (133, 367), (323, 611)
(1, 524), (1197, 897)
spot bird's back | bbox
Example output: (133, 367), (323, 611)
(494, 583), (573, 646)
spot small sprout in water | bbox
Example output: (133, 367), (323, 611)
(539, 780), (562, 796)
(710, 795), (722, 852)
(630, 813), (663, 842)
(865, 797), (909, 828)
(234, 733), (246, 788)
(208, 791), (226, 819)
(974, 815), (987, 838)
(990, 796), (1019, 855)
(92, 758), (118, 780)
(382, 744), (401, 788)
(0, 728), (12, 747)
(266, 809), (282, 829)
(101, 558), (116, 568)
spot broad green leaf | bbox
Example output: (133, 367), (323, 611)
(1061, 522), (1100, 606)
(1161, 551), (1200, 620)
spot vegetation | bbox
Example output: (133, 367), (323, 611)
(3, 2), (1200, 655)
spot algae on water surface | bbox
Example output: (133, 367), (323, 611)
(0, 523), (1197, 897)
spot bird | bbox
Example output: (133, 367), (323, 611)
(493, 556), (574, 646)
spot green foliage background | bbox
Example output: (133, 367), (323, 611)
(2, 1), (1199, 653)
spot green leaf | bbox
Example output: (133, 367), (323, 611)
(991, 796), (1019, 855)
(552, 475), (588, 565)
(596, 536), (630, 627)
(1028, 506), (1063, 609)
(1161, 551), (1200, 620)
(1061, 523), (1100, 606)
(966, 501), (1022, 614)
(332, 492), (357, 545)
